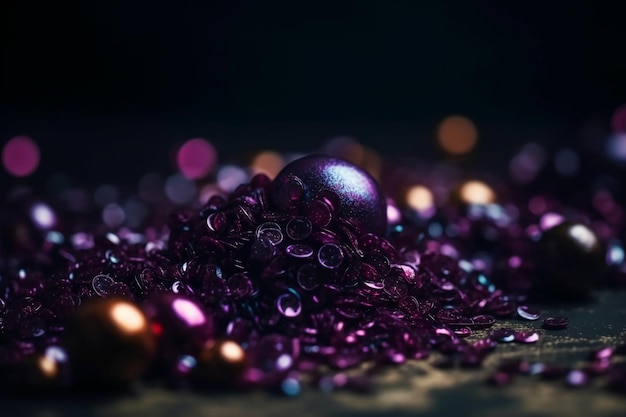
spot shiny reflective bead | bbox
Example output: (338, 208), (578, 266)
(276, 292), (302, 318)
(141, 294), (215, 366)
(285, 243), (314, 258)
(516, 305), (541, 321)
(271, 155), (387, 235)
(538, 221), (606, 299)
(64, 297), (155, 387)
(192, 339), (247, 387)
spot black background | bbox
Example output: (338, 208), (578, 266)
(1, 0), (625, 186)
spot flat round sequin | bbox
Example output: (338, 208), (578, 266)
(276, 293), (302, 318)
(296, 263), (321, 290)
(318, 243), (344, 269)
(285, 244), (314, 258)
(286, 217), (313, 241)
(516, 305), (542, 321)
(542, 316), (569, 330)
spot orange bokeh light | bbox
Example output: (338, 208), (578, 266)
(437, 115), (478, 155)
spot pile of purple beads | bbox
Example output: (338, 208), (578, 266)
(0, 152), (625, 397)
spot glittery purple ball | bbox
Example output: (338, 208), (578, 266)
(271, 154), (387, 235)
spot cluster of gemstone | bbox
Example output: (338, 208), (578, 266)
(0, 152), (625, 397)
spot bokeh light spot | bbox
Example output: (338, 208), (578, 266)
(611, 104), (626, 133)
(386, 199), (402, 225)
(323, 136), (365, 165)
(251, 150), (284, 178)
(459, 180), (495, 205)
(554, 148), (579, 177)
(406, 185), (435, 212)
(165, 174), (197, 204)
(2, 136), (40, 177)
(172, 299), (206, 326)
(138, 173), (165, 203)
(102, 203), (126, 228)
(111, 302), (146, 333)
(217, 165), (249, 192)
(220, 340), (245, 362)
(437, 116), (478, 155)
(94, 184), (119, 207)
(176, 138), (217, 180)
(605, 133), (626, 163)
(31, 203), (56, 229)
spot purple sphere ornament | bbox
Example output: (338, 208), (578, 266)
(271, 154), (387, 235)
(141, 294), (216, 366)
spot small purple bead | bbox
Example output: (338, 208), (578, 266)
(542, 316), (569, 330)
(516, 305), (542, 321)
(317, 243), (344, 269)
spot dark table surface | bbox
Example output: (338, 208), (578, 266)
(4, 289), (625, 417)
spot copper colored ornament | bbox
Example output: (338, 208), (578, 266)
(63, 297), (156, 387)
(192, 339), (247, 387)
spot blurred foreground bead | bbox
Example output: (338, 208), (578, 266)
(271, 154), (387, 235)
(64, 297), (155, 387)
(192, 339), (247, 387)
(537, 221), (606, 299)
(2, 352), (69, 394)
(141, 294), (215, 367)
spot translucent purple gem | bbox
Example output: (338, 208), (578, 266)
(226, 273), (253, 299)
(516, 305), (541, 321)
(565, 370), (588, 387)
(285, 244), (314, 259)
(383, 275), (408, 299)
(91, 274), (115, 297)
(542, 316), (569, 330)
(251, 236), (276, 262)
(514, 331), (540, 343)
(277, 293), (302, 318)
(286, 217), (313, 241)
(306, 199), (333, 228)
(317, 243), (344, 269)
(489, 328), (516, 343)
(296, 263), (321, 290)
(256, 223), (284, 245)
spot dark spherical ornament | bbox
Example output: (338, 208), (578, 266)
(63, 297), (156, 388)
(191, 339), (247, 388)
(537, 221), (606, 299)
(271, 154), (387, 235)
(1, 354), (70, 395)
(141, 294), (215, 368)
